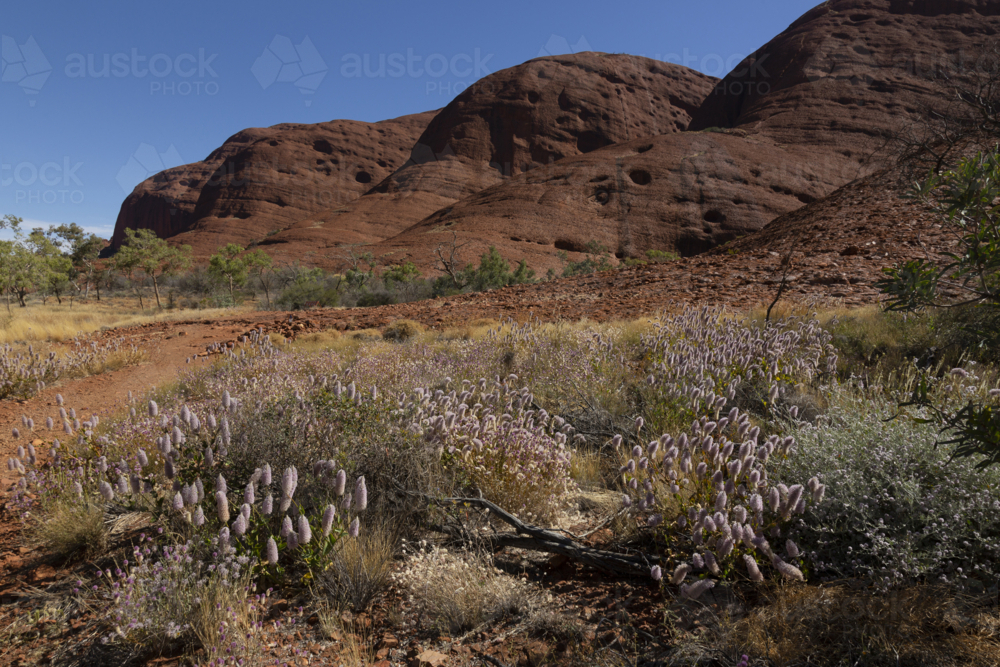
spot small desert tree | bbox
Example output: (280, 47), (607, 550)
(208, 243), (271, 306)
(47, 223), (104, 298)
(112, 228), (192, 310)
(27, 229), (73, 305)
(245, 249), (275, 307)
(877, 149), (1000, 467)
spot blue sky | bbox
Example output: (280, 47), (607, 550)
(1, 0), (821, 240)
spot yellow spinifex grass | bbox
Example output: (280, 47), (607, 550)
(0, 298), (257, 344)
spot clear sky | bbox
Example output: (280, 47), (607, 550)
(1, 0), (821, 240)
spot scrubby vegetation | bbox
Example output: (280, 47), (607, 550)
(5, 306), (1000, 665)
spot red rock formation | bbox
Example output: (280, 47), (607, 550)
(352, 0), (1000, 274)
(110, 111), (437, 255)
(112, 0), (1000, 278)
(256, 53), (718, 265)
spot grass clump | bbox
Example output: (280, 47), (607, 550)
(31, 496), (107, 562)
(381, 319), (425, 342)
(395, 542), (536, 634)
(319, 520), (400, 611)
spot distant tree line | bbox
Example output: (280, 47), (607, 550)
(1, 215), (679, 312)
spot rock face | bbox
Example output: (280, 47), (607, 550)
(111, 54), (716, 261)
(251, 53), (718, 265)
(112, 0), (1000, 277)
(359, 130), (858, 276)
(110, 111), (438, 255)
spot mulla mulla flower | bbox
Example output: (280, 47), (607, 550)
(321, 505), (336, 537)
(680, 579), (715, 600)
(266, 537), (279, 565)
(216, 491), (230, 523)
(354, 476), (367, 511)
(298, 515), (312, 544)
(744, 554), (764, 582)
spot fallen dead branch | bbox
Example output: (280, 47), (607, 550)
(425, 494), (655, 577)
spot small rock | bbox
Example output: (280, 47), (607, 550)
(416, 649), (448, 667)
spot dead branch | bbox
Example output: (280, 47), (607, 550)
(434, 230), (470, 289)
(428, 495), (655, 577)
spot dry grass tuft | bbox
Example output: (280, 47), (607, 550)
(189, 577), (264, 666)
(570, 448), (606, 490)
(318, 611), (377, 666)
(289, 329), (342, 353)
(382, 319), (425, 342)
(319, 521), (399, 611)
(31, 497), (107, 562)
(715, 583), (1000, 667)
(395, 543), (537, 635)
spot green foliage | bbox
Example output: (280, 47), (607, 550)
(560, 241), (615, 277)
(877, 150), (1000, 312)
(381, 261), (420, 286)
(275, 268), (341, 310)
(111, 228), (192, 310)
(432, 246), (536, 294)
(645, 248), (680, 262)
(875, 150), (1000, 467)
(208, 243), (272, 306)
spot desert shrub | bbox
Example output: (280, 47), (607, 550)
(163, 265), (215, 298)
(641, 308), (838, 433)
(402, 378), (575, 523)
(382, 319), (424, 342)
(99, 536), (267, 662)
(560, 241), (615, 277)
(274, 276), (341, 310)
(777, 371), (1000, 590)
(395, 542), (536, 634)
(709, 583), (1000, 667)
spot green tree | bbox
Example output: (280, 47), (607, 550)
(27, 229), (73, 305)
(46, 223), (104, 299)
(208, 243), (253, 305)
(245, 249), (275, 307)
(433, 246), (536, 295)
(112, 228), (191, 310)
